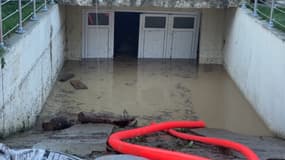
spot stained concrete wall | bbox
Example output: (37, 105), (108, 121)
(0, 4), (66, 137)
(58, 0), (240, 8)
(65, 6), (226, 64)
(199, 8), (225, 64)
(224, 8), (285, 138)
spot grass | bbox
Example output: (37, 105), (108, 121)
(248, 3), (285, 32)
(1, 0), (45, 36)
(0, 0), (44, 67)
(258, 5), (285, 32)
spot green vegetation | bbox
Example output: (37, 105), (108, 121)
(1, 0), (45, 36)
(258, 5), (285, 32)
(249, 3), (285, 32)
(0, 0), (45, 68)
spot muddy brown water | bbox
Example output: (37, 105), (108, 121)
(39, 59), (272, 136)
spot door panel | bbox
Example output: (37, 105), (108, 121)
(143, 30), (166, 58)
(168, 15), (197, 59)
(138, 14), (168, 58)
(171, 31), (194, 59)
(85, 12), (114, 58)
(87, 28), (109, 58)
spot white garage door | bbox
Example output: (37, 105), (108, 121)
(139, 14), (199, 59)
(169, 15), (197, 59)
(138, 14), (168, 58)
(84, 12), (114, 58)
(83, 11), (199, 59)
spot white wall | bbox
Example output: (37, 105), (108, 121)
(65, 6), (225, 64)
(0, 4), (66, 137)
(224, 8), (285, 138)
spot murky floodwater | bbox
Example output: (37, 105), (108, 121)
(39, 59), (272, 136)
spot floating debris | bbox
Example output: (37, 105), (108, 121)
(42, 117), (73, 131)
(70, 80), (88, 89)
(58, 73), (75, 82)
(78, 112), (136, 127)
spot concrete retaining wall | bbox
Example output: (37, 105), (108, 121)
(224, 8), (285, 138)
(0, 4), (66, 137)
(199, 8), (225, 64)
(58, 0), (240, 8)
(66, 6), (226, 64)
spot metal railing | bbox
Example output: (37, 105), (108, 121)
(0, 0), (55, 47)
(242, 0), (285, 31)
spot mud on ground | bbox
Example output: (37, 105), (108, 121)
(1, 123), (285, 160)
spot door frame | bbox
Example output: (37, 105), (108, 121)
(167, 14), (200, 59)
(82, 9), (200, 59)
(138, 14), (169, 58)
(82, 9), (114, 59)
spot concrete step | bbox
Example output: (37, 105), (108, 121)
(33, 124), (114, 157)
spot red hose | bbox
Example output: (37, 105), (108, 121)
(167, 129), (259, 160)
(108, 121), (259, 160)
(108, 121), (209, 160)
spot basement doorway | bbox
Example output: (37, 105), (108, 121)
(114, 12), (140, 59)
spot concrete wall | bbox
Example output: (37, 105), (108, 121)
(199, 8), (225, 64)
(224, 8), (285, 137)
(58, 0), (240, 8)
(65, 6), (226, 64)
(0, 5), (66, 137)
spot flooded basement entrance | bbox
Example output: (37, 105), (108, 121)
(39, 59), (272, 136)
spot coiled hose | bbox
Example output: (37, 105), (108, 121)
(108, 121), (259, 160)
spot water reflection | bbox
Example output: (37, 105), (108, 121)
(40, 59), (272, 136)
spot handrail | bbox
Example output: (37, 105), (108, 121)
(243, 0), (285, 31)
(0, 0), (56, 47)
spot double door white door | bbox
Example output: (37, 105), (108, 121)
(138, 14), (199, 59)
(85, 12), (114, 58)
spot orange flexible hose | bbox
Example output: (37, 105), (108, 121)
(167, 129), (259, 160)
(108, 121), (259, 160)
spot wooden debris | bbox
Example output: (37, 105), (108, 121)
(78, 112), (136, 127)
(58, 73), (75, 82)
(70, 80), (88, 89)
(42, 117), (73, 131)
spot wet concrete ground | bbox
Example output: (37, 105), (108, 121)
(39, 59), (271, 136)
(1, 59), (285, 160)
(2, 123), (285, 160)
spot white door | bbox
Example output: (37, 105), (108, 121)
(138, 14), (168, 58)
(85, 12), (114, 58)
(168, 15), (198, 59)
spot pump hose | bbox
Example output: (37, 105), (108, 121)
(108, 121), (259, 160)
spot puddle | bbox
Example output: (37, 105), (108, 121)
(190, 65), (272, 136)
(40, 59), (272, 136)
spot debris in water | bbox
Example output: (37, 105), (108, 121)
(42, 117), (73, 131)
(78, 112), (136, 127)
(70, 80), (88, 89)
(58, 73), (75, 82)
